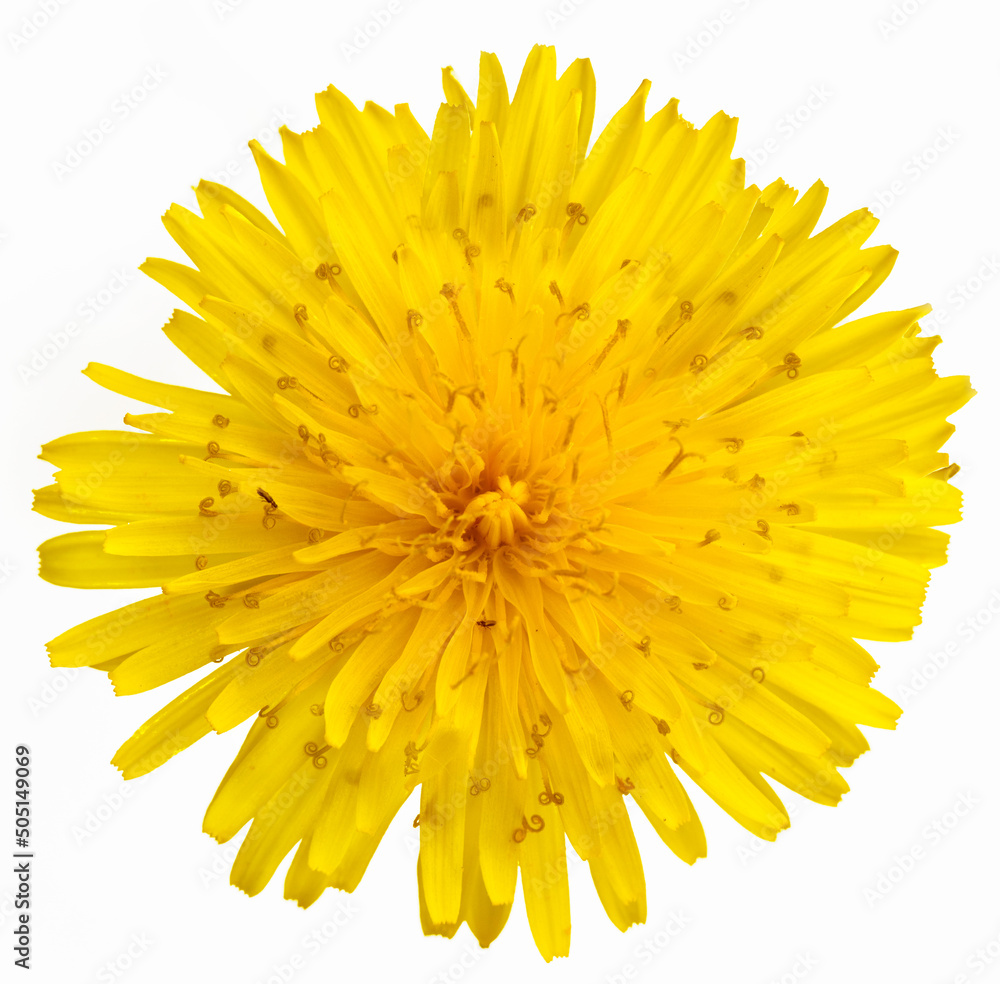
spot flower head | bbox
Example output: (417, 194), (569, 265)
(36, 46), (971, 959)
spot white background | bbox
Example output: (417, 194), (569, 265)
(2, 0), (998, 981)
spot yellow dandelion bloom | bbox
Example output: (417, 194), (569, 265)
(36, 46), (972, 959)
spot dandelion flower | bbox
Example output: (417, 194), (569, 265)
(36, 46), (972, 959)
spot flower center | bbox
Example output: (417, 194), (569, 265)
(463, 475), (533, 550)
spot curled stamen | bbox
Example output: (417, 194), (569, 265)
(652, 716), (671, 735)
(780, 502), (800, 516)
(469, 776), (491, 796)
(637, 636), (652, 658)
(565, 202), (588, 225)
(740, 325), (763, 340)
(707, 703), (725, 725)
(452, 385), (484, 412)
(327, 354), (349, 372)
(494, 278), (515, 303)
(556, 302), (591, 324)
(401, 690), (424, 712)
(348, 403), (378, 418)
(440, 283), (471, 341)
(293, 303), (308, 327)
(619, 689), (635, 711)
(689, 353), (709, 373)
(464, 242), (481, 264)
(516, 203), (537, 223)
(406, 309), (423, 333)
(699, 529), (721, 547)
(548, 280), (564, 307)
(616, 776), (635, 794)
(512, 814), (545, 843)
(363, 702), (382, 719)
(245, 647), (266, 667)
(309, 744), (330, 769)
(723, 437), (744, 454)
(211, 414), (229, 428)
(205, 441), (221, 459)
(657, 436), (706, 483)
(524, 713), (552, 758)
(315, 262), (341, 287)
(204, 591), (226, 609)
(755, 520), (772, 540)
(679, 300), (694, 321)
(561, 414), (578, 451)
(783, 352), (802, 378)
(592, 319), (630, 372)
(403, 741), (422, 776)
(538, 787), (565, 806)
(307, 528), (324, 543)
(276, 376), (297, 389)
(242, 593), (260, 609)
(718, 596), (736, 611)
(195, 555), (208, 570)
(310, 703), (324, 716)
(198, 497), (218, 517)
(217, 480), (233, 497)
(751, 666), (766, 683)
(297, 425), (310, 444)
(259, 699), (284, 728)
